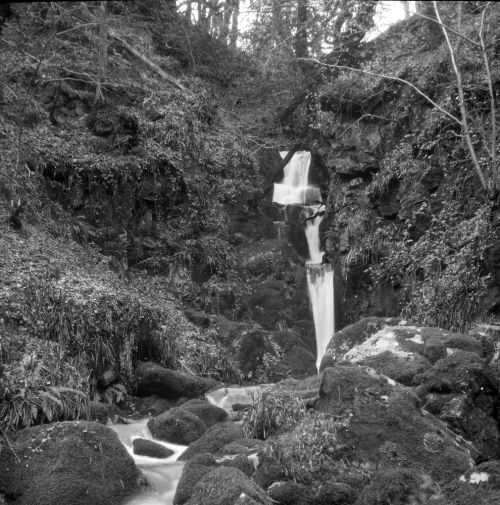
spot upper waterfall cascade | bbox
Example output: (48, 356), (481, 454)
(273, 151), (335, 370)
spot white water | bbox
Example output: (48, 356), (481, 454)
(273, 151), (335, 370)
(307, 264), (335, 370)
(206, 385), (269, 410)
(110, 419), (187, 505)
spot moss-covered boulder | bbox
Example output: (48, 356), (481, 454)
(360, 350), (432, 386)
(135, 361), (216, 399)
(174, 453), (217, 505)
(320, 317), (402, 369)
(316, 365), (474, 484)
(414, 350), (500, 460)
(0, 421), (142, 505)
(185, 467), (271, 505)
(179, 422), (244, 461)
(148, 407), (208, 445)
(132, 438), (174, 458)
(178, 399), (228, 427)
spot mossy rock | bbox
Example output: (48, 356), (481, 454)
(178, 422), (244, 461)
(184, 467), (271, 505)
(148, 407), (208, 445)
(316, 365), (474, 484)
(178, 399), (228, 428)
(132, 438), (174, 458)
(0, 421), (142, 505)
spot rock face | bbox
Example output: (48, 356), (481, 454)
(0, 421), (142, 505)
(135, 361), (216, 399)
(148, 407), (208, 444)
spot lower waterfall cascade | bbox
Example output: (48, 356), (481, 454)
(273, 151), (335, 370)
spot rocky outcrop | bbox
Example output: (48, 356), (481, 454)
(0, 421), (143, 505)
(135, 361), (216, 399)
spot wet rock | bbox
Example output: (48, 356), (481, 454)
(222, 438), (265, 455)
(0, 421), (142, 505)
(178, 399), (228, 427)
(135, 361), (216, 399)
(132, 438), (174, 458)
(88, 401), (128, 423)
(148, 407), (207, 445)
(317, 365), (474, 484)
(184, 467), (271, 505)
(179, 422), (243, 461)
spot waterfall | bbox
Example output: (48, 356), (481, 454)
(272, 151), (335, 370)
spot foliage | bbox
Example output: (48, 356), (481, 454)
(241, 385), (307, 439)
(0, 335), (90, 432)
(263, 411), (355, 484)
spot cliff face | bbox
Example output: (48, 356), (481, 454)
(297, 11), (500, 331)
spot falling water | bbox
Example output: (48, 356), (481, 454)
(273, 151), (335, 370)
(111, 419), (186, 505)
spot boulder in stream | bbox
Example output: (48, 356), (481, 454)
(178, 398), (228, 427)
(148, 407), (208, 445)
(179, 421), (243, 461)
(132, 438), (174, 459)
(0, 421), (143, 505)
(135, 361), (217, 399)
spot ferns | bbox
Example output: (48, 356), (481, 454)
(0, 341), (90, 431)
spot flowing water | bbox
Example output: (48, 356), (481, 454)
(110, 419), (187, 505)
(273, 151), (335, 369)
(206, 384), (269, 410)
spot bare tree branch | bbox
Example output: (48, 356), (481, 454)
(432, 1), (489, 193)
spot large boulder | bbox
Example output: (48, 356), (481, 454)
(148, 407), (208, 445)
(320, 317), (402, 370)
(179, 422), (244, 461)
(316, 365), (474, 484)
(185, 467), (271, 505)
(0, 421), (142, 505)
(414, 350), (500, 460)
(135, 361), (216, 399)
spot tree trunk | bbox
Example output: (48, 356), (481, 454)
(94, 0), (107, 105)
(272, 0), (287, 42)
(294, 0), (308, 59)
(186, 0), (192, 21)
(229, 0), (239, 48)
